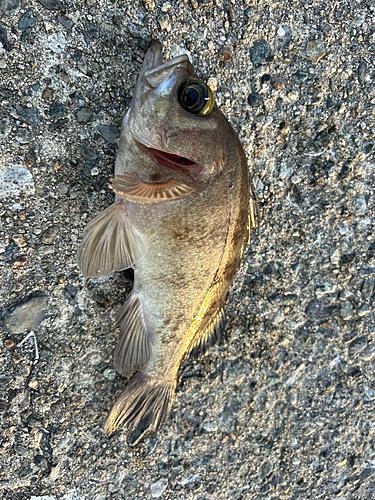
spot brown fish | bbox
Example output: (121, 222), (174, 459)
(77, 40), (256, 436)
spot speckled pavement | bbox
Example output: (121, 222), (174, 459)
(1, 1), (375, 499)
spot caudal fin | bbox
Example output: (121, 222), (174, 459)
(104, 373), (176, 436)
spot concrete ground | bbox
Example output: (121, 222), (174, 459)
(1, 0), (374, 499)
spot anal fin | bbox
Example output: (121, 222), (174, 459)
(109, 172), (194, 203)
(104, 372), (176, 436)
(188, 308), (226, 359)
(77, 201), (143, 278)
(114, 293), (151, 377)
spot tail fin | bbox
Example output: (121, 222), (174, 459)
(104, 373), (176, 436)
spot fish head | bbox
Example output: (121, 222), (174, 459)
(128, 40), (224, 177)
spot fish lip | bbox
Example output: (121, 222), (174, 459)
(135, 140), (201, 172)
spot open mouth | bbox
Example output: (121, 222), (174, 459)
(147, 148), (198, 169)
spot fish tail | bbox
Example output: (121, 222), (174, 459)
(104, 372), (176, 436)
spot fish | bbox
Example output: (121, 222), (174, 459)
(77, 40), (257, 437)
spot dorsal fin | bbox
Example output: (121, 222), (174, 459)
(109, 172), (194, 203)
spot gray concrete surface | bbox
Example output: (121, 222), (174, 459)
(1, 0), (375, 499)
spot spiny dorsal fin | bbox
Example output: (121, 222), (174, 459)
(114, 293), (151, 377)
(104, 372), (176, 436)
(188, 308), (226, 359)
(109, 172), (194, 203)
(77, 201), (143, 277)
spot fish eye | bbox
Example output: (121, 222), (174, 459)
(178, 79), (214, 116)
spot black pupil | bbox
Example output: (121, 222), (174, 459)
(183, 87), (199, 107)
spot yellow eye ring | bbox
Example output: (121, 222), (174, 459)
(178, 79), (214, 116)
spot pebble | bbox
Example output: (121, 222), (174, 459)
(49, 102), (64, 116)
(339, 301), (354, 320)
(0, 26), (13, 51)
(315, 282), (336, 297)
(47, 31), (66, 53)
(42, 225), (59, 244)
(4, 339), (14, 348)
(0, 0), (20, 16)
(57, 182), (68, 194)
(306, 40), (325, 64)
(357, 304), (370, 316)
(158, 14), (170, 31)
(292, 70), (308, 83)
(15, 128), (35, 144)
(351, 196), (366, 216)
(268, 293), (298, 306)
(244, 7), (260, 22)
(0, 117), (11, 138)
(348, 337), (367, 357)
(2, 292), (48, 334)
(219, 46), (232, 61)
(18, 9), (35, 30)
(38, 0), (61, 10)
(0, 59), (6, 68)
(86, 23), (99, 39)
(103, 368), (116, 381)
(361, 279), (374, 300)
(15, 104), (40, 125)
(202, 421), (218, 432)
(248, 93), (263, 106)
(362, 142), (374, 155)
(270, 75), (285, 90)
(150, 478), (168, 498)
(357, 61), (370, 85)
(277, 26), (285, 37)
(76, 107), (93, 123)
(207, 77), (217, 92)
(250, 39), (274, 65)
(0, 166), (35, 197)
(94, 124), (120, 143)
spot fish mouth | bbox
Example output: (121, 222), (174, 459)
(136, 141), (200, 171)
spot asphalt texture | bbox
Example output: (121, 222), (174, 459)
(1, 1), (375, 499)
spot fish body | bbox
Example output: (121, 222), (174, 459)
(77, 41), (254, 435)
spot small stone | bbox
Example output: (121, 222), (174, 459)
(47, 31), (66, 53)
(315, 282), (336, 297)
(57, 182), (68, 194)
(143, 0), (154, 10)
(202, 421), (218, 432)
(49, 118), (69, 131)
(42, 87), (53, 100)
(150, 478), (168, 498)
(0, 26), (13, 51)
(227, 5), (235, 22)
(361, 279), (374, 300)
(86, 22), (99, 39)
(15, 105), (40, 125)
(29, 379), (38, 388)
(306, 40), (325, 64)
(292, 71), (308, 83)
(18, 9), (35, 30)
(58, 15), (74, 29)
(270, 75), (285, 90)
(0, 166), (34, 197)
(207, 77), (217, 92)
(351, 196), (366, 216)
(91, 167), (99, 176)
(357, 304), (370, 317)
(268, 293), (298, 306)
(277, 26), (285, 37)
(330, 248), (341, 265)
(340, 301), (354, 320)
(250, 39), (274, 65)
(161, 2), (171, 12)
(0, 117), (11, 138)
(4, 339), (14, 348)
(348, 337), (367, 357)
(0, 0), (20, 16)
(2, 292), (48, 333)
(18, 390), (30, 411)
(15, 128), (34, 144)
(94, 124), (120, 143)
(38, 0), (61, 10)
(362, 142), (374, 155)
(244, 7), (260, 22)
(359, 344), (375, 362)
(42, 225), (59, 244)
(219, 46), (232, 61)
(76, 107), (93, 123)
(158, 14), (170, 31)
(49, 102), (64, 116)
(103, 368), (116, 381)
(248, 93), (263, 106)
(0, 59), (6, 69)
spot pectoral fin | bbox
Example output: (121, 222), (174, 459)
(77, 201), (143, 277)
(109, 172), (194, 203)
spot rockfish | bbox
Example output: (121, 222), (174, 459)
(77, 40), (256, 436)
